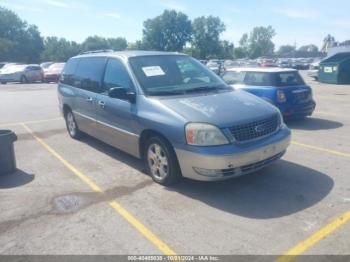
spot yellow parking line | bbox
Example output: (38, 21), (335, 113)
(0, 117), (62, 128)
(275, 211), (350, 262)
(292, 141), (350, 159)
(21, 123), (176, 256)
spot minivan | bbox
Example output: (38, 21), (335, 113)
(58, 51), (291, 185)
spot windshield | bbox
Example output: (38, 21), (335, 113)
(129, 55), (228, 96)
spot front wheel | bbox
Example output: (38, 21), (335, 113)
(144, 136), (181, 186)
(65, 110), (82, 139)
(20, 75), (28, 84)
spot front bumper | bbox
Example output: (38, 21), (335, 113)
(175, 125), (291, 181)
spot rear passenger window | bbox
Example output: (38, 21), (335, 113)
(244, 72), (273, 86)
(75, 57), (107, 93)
(222, 71), (245, 85)
(60, 58), (79, 86)
(102, 58), (133, 93)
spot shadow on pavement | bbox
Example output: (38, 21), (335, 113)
(78, 135), (333, 219)
(287, 117), (343, 131)
(0, 169), (35, 189)
(82, 135), (146, 174)
(167, 159), (333, 219)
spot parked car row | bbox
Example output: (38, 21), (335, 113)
(0, 62), (65, 84)
(204, 57), (323, 76)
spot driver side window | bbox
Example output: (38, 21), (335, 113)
(102, 58), (134, 94)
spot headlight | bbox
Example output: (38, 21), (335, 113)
(278, 111), (284, 127)
(277, 90), (286, 103)
(185, 123), (229, 146)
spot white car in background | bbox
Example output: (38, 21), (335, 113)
(307, 61), (320, 80)
(0, 64), (43, 84)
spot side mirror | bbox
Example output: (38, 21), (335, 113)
(108, 87), (136, 103)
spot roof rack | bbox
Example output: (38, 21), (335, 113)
(79, 49), (114, 55)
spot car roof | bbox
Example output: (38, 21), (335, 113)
(225, 67), (297, 73)
(73, 50), (185, 60)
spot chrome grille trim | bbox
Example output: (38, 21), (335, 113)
(229, 114), (280, 142)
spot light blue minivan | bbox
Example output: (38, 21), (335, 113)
(58, 51), (291, 185)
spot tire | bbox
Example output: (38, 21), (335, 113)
(65, 110), (83, 139)
(144, 136), (181, 186)
(20, 75), (28, 84)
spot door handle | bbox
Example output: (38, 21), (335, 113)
(98, 100), (106, 108)
(85, 97), (94, 102)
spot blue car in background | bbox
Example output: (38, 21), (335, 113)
(222, 68), (316, 119)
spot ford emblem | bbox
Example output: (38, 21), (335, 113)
(255, 124), (265, 133)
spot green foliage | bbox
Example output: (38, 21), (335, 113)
(233, 47), (247, 59)
(219, 40), (234, 59)
(127, 40), (147, 50)
(298, 44), (318, 52)
(247, 26), (276, 58)
(191, 16), (225, 59)
(142, 10), (192, 51)
(277, 45), (296, 57)
(80, 36), (127, 52)
(41, 37), (81, 62)
(0, 7), (44, 63)
(107, 37), (128, 51)
(340, 40), (350, 46)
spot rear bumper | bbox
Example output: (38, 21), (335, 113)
(44, 74), (59, 82)
(175, 125), (291, 181)
(280, 100), (316, 118)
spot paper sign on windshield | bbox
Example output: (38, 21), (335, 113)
(142, 66), (165, 77)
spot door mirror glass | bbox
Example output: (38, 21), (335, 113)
(108, 87), (136, 103)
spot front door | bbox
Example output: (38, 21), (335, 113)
(95, 58), (139, 157)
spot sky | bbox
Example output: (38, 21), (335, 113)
(1, 0), (349, 49)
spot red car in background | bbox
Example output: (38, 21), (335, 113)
(43, 63), (65, 83)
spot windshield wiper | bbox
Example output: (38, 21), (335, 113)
(148, 89), (186, 96)
(185, 85), (230, 93)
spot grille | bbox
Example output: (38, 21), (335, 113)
(229, 114), (280, 142)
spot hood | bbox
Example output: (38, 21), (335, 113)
(157, 90), (278, 128)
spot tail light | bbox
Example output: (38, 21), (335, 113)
(277, 90), (286, 103)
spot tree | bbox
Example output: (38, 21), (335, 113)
(81, 36), (109, 51)
(81, 36), (127, 52)
(192, 16), (225, 59)
(321, 34), (337, 53)
(127, 40), (147, 50)
(340, 40), (350, 46)
(299, 44), (318, 52)
(246, 26), (276, 58)
(233, 47), (246, 59)
(276, 45), (296, 57)
(41, 37), (80, 62)
(219, 40), (234, 59)
(107, 37), (127, 51)
(142, 10), (192, 51)
(0, 7), (44, 63)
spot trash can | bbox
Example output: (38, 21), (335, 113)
(0, 130), (17, 175)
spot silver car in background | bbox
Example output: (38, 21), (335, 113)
(0, 64), (44, 84)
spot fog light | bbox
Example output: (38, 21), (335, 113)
(193, 167), (221, 177)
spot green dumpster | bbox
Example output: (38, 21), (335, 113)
(319, 52), (350, 84)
